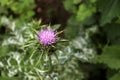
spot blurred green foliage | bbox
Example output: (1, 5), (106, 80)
(0, 0), (35, 21)
(0, 0), (120, 80)
(63, 0), (120, 80)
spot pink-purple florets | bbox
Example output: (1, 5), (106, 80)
(38, 29), (56, 45)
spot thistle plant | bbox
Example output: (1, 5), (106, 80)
(0, 18), (96, 80)
(22, 21), (64, 80)
(0, 19), (65, 80)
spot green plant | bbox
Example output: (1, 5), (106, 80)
(0, 0), (35, 21)
(63, 0), (120, 80)
(1, 0), (120, 80)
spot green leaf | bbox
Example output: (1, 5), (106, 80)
(73, 0), (81, 4)
(103, 23), (120, 45)
(89, 0), (96, 3)
(65, 17), (80, 39)
(63, 0), (77, 13)
(96, 45), (120, 69)
(0, 71), (21, 80)
(0, 46), (9, 57)
(0, 77), (20, 80)
(0, 0), (8, 6)
(26, 11), (35, 18)
(76, 4), (96, 21)
(98, 0), (120, 25)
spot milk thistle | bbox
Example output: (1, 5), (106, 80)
(38, 29), (57, 45)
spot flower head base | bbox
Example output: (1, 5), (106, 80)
(38, 29), (57, 45)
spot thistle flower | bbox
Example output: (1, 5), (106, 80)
(38, 29), (57, 45)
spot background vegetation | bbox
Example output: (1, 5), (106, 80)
(0, 0), (120, 80)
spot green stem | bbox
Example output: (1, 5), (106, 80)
(35, 49), (44, 67)
(34, 68), (43, 80)
(29, 44), (39, 59)
(45, 47), (52, 72)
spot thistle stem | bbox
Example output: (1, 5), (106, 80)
(29, 44), (39, 59)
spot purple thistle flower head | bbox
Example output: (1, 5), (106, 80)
(38, 29), (57, 45)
